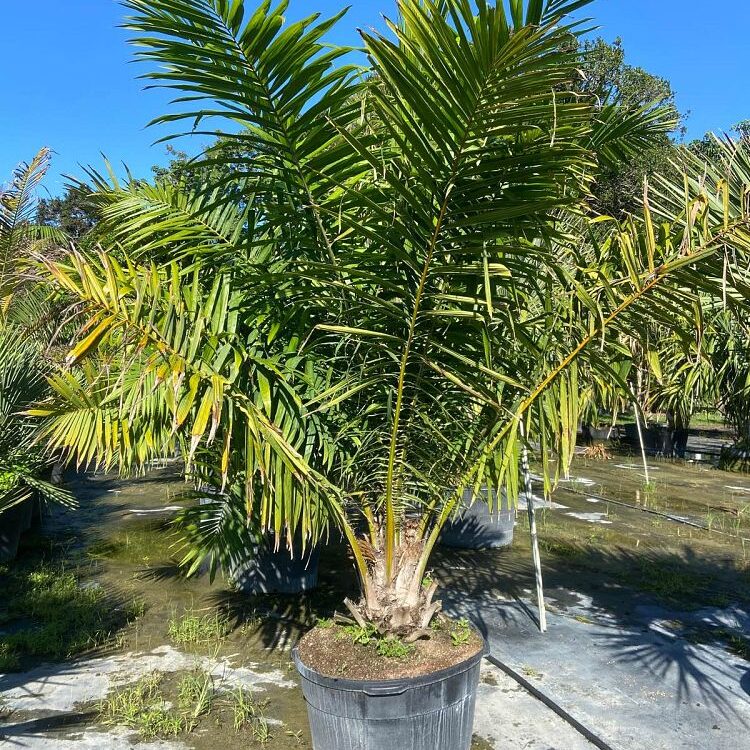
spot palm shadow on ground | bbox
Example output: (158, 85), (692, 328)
(0, 709), (98, 746)
(433, 541), (750, 719)
(206, 542), (360, 651)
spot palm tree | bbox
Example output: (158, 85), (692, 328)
(713, 312), (750, 446)
(1, 149), (63, 329)
(0, 151), (73, 512)
(651, 134), (750, 450)
(36, 0), (750, 635)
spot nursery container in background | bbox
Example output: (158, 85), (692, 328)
(0, 499), (31, 562)
(440, 487), (515, 549)
(228, 536), (321, 595)
(195, 496), (321, 594)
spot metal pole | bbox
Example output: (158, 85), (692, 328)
(519, 421), (547, 633)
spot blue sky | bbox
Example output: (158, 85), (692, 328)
(2, 1), (748, 195)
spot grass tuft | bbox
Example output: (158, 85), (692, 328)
(177, 669), (214, 721)
(230, 686), (271, 742)
(167, 608), (229, 646)
(99, 671), (183, 738)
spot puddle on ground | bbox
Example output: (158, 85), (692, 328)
(517, 496), (567, 510)
(564, 512), (613, 525)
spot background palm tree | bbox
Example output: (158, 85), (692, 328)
(35, 0), (750, 635)
(0, 151), (73, 512)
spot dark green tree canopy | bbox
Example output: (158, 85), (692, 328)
(37, 186), (98, 242)
(689, 120), (750, 161)
(579, 37), (682, 218)
(580, 37), (678, 113)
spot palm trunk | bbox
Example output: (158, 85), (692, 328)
(347, 520), (441, 637)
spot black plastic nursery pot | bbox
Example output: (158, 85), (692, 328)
(20, 497), (33, 532)
(228, 540), (321, 595)
(622, 422), (659, 453)
(720, 445), (750, 473)
(580, 424), (615, 444)
(440, 490), (514, 550)
(0, 499), (31, 563)
(293, 636), (487, 750)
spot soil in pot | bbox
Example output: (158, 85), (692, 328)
(298, 617), (483, 681)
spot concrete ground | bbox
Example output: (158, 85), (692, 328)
(446, 591), (750, 750)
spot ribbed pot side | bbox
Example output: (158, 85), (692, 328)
(293, 637), (486, 750)
(440, 492), (515, 550)
(228, 543), (321, 595)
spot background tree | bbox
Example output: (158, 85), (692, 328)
(579, 37), (683, 218)
(688, 119), (750, 161)
(37, 185), (98, 243)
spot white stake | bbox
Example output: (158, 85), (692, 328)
(632, 401), (651, 486)
(519, 421), (547, 633)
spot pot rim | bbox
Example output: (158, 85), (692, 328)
(292, 627), (488, 694)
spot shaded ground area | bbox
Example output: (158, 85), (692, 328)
(1, 456), (749, 748)
(438, 549), (750, 749)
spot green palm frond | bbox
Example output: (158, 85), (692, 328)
(123, 0), (367, 264)
(87, 176), (251, 263)
(1, 148), (52, 261)
(1, 148), (70, 338)
(0, 327), (74, 512)
(33, 245), (347, 546)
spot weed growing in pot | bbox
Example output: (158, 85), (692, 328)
(449, 618), (472, 646)
(376, 637), (413, 659)
(340, 623), (378, 645)
(331, 621), (416, 659)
